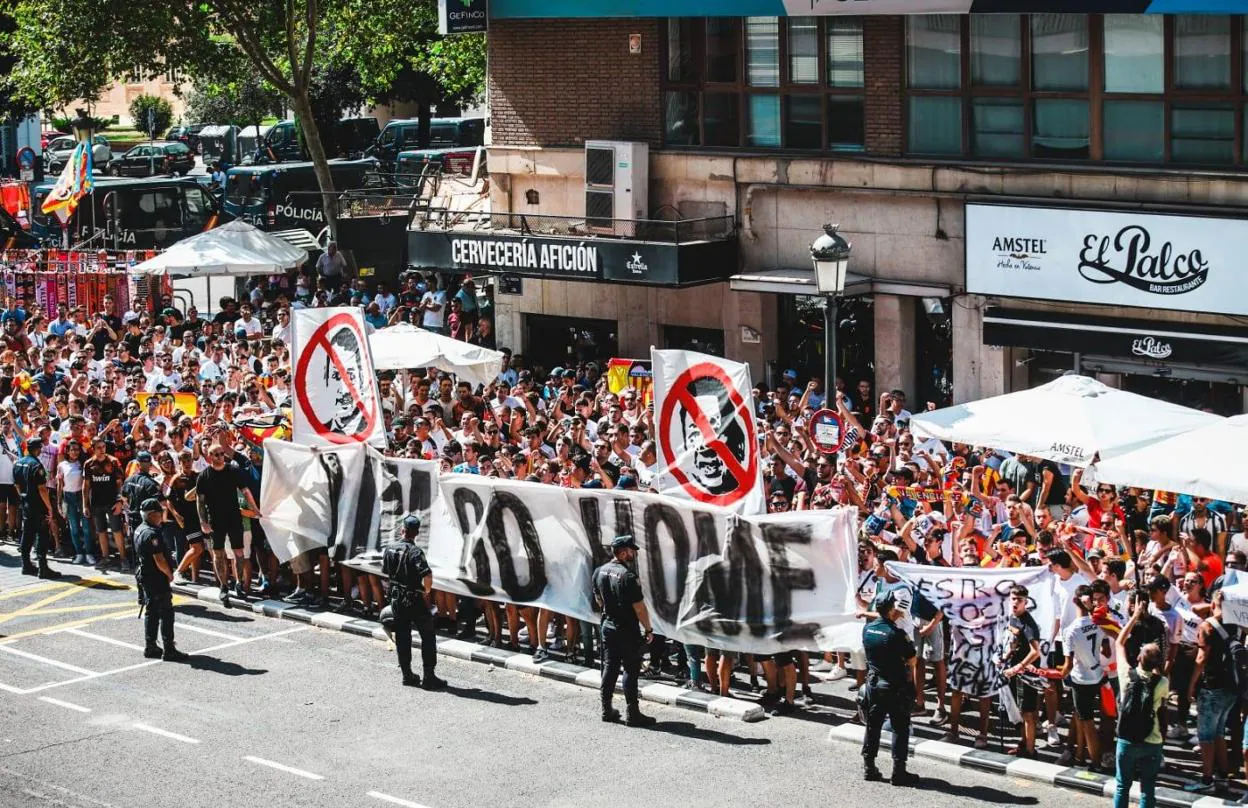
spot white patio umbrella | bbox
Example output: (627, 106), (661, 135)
(129, 219), (307, 277)
(369, 323), (505, 387)
(910, 374), (1222, 467)
(1093, 413), (1248, 502)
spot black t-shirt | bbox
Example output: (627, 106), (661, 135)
(89, 315), (122, 359)
(1006, 611), (1041, 668)
(1201, 619), (1234, 692)
(168, 472), (202, 533)
(1031, 460), (1069, 507)
(120, 472), (161, 528)
(134, 522), (171, 592)
(592, 559), (643, 633)
(84, 457), (120, 505)
(13, 456), (46, 512)
(195, 464), (245, 526)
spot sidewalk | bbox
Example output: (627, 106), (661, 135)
(170, 581), (766, 722)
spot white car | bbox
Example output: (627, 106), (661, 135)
(43, 135), (112, 174)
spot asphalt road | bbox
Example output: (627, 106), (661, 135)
(0, 549), (1104, 808)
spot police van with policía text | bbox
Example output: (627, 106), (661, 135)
(222, 159), (376, 234)
(30, 176), (219, 250)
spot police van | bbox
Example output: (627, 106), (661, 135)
(30, 176), (219, 250)
(222, 159), (376, 233)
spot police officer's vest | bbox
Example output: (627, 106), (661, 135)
(13, 456), (44, 510)
(382, 542), (430, 613)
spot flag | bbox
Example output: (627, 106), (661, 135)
(41, 142), (94, 221)
(236, 413), (290, 448)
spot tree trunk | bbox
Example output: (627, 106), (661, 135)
(291, 87), (339, 241)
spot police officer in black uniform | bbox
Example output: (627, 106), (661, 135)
(592, 534), (655, 727)
(135, 498), (187, 662)
(380, 515), (446, 690)
(860, 591), (919, 786)
(14, 437), (60, 579)
(120, 452), (162, 570)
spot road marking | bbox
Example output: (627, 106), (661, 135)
(0, 582), (71, 600)
(133, 722), (200, 744)
(0, 585), (85, 625)
(243, 756), (324, 780)
(37, 696), (90, 713)
(21, 625), (309, 694)
(63, 628), (144, 651)
(367, 791), (433, 808)
(0, 643), (96, 675)
(177, 623), (242, 641)
(0, 680), (30, 693)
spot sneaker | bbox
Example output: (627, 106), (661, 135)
(1047, 724), (1061, 747)
(847, 681), (861, 692)
(827, 664), (848, 681)
(532, 647), (550, 663)
(1055, 712), (1069, 728)
(810, 659), (834, 673)
(218, 587), (230, 605)
(974, 736), (989, 750)
(1166, 723), (1190, 741)
(1056, 750), (1076, 767)
(172, 574), (191, 586)
(72, 554), (85, 564)
(1101, 752), (1115, 771)
(85, 555), (98, 566)
(1184, 779), (1215, 794)
(931, 709), (949, 727)
(283, 588), (307, 603)
(768, 701), (796, 717)
(233, 582), (246, 599)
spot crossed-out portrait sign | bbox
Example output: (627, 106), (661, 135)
(652, 349), (764, 513)
(292, 307), (386, 447)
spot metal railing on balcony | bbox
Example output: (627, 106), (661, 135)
(413, 208), (736, 244)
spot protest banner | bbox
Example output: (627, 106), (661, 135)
(427, 475), (859, 653)
(291, 307), (386, 447)
(135, 391), (198, 418)
(260, 440), (437, 563)
(887, 562), (1057, 698)
(651, 348), (764, 514)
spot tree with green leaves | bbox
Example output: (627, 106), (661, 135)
(8, 0), (484, 238)
(129, 94), (173, 138)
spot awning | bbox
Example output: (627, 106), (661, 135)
(983, 307), (1248, 367)
(729, 267), (953, 298)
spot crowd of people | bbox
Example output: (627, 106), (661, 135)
(3, 264), (1245, 805)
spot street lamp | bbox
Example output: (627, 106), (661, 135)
(69, 108), (95, 144)
(810, 222), (851, 403)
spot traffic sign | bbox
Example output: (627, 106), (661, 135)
(293, 311), (379, 444)
(657, 361), (758, 507)
(809, 408), (842, 456)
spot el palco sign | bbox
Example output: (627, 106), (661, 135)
(965, 203), (1248, 316)
(450, 238), (598, 275)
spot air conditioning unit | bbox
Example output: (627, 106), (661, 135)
(584, 140), (648, 237)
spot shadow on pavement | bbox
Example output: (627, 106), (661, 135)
(647, 720), (771, 746)
(438, 684), (538, 707)
(908, 777), (1039, 805)
(183, 654), (268, 677)
(177, 603), (255, 623)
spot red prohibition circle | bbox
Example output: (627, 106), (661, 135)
(657, 361), (758, 507)
(809, 408), (843, 456)
(293, 312), (378, 444)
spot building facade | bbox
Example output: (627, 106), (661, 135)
(437, 3), (1248, 413)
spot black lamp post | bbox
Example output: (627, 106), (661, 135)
(810, 223), (851, 401)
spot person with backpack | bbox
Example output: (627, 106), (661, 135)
(1186, 590), (1242, 794)
(1113, 600), (1168, 808)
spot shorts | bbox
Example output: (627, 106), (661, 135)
(181, 528), (205, 545)
(846, 648), (867, 672)
(772, 651), (797, 668)
(1198, 688), (1238, 744)
(0, 484), (16, 506)
(705, 648), (738, 664)
(913, 625), (946, 664)
(91, 507), (122, 534)
(1011, 677), (1040, 713)
(1048, 641), (1066, 669)
(209, 522), (245, 552)
(1070, 680), (1104, 721)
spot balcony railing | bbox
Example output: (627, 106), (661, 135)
(414, 208), (736, 244)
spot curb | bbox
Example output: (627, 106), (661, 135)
(172, 582), (765, 722)
(826, 723), (1237, 807)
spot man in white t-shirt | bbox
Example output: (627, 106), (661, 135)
(1058, 583), (1106, 770)
(234, 304), (263, 338)
(420, 276), (447, 334)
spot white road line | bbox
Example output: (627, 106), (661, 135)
(63, 628), (144, 651)
(0, 681), (28, 694)
(37, 696), (91, 713)
(132, 722), (199, 744)
(243, 756), (324, 780)
(175, 623), (241, 641)
(0, 644), (95, 675)
(22, 625), (309, 694)
(367, 791), (433, 808)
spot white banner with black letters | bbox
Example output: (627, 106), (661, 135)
(651, 348), (765, 515)
(427, 476), (860, 653)
(260, 440), (438, 563)
(887, 562), (1057, 698)
(966, 203), (1248, 316)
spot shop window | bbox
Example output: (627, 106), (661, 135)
(661, 16), (865, 152)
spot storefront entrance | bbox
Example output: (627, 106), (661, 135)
(777, 294), (875, 391)
(523, 314), (618, 374)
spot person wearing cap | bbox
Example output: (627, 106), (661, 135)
(591, 534), (655, 727)
(860, 589), (919, 786)
(119, 451), (162, 570)
(380, 514), (445, 690)
(14, 437), (59, 579)
(134, 497), (187, 662)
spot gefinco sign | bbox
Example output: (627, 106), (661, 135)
(439, 0), (487, 34)
(965, 203), (1248, 316)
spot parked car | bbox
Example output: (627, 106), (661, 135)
(109, 141), (195, 177)
(166, 124), (206, 153)
(40, 128), (69, 151)
(44, 135), (113, 174)
(367, 116), (484, 175)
